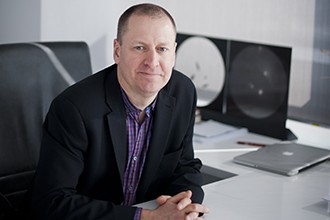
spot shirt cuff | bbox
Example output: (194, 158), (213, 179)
(134, 207), (142, 220)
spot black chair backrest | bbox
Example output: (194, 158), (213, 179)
(0, 42), (92, 219)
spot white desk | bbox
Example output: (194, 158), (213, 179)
(197, 152), (330, 220)
(194, 120), (330, 220)
(137, 120), (330, 219)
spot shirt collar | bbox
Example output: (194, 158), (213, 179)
(120, 87), (156, 117)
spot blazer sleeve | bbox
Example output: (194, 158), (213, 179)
(162, 73), (204, 204)
(30, 95), (136, 220)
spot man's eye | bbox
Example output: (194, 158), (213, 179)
(159, 47), (168, 52)
(135, 46), (144, 51)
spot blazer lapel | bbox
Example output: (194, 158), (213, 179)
(137, 89), (176, 199)
(105, 66), (127, 186)
(103, 65), (177, 200)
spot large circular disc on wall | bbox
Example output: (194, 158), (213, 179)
(228, 45), (288, 119)
(175, 36), (226, 107)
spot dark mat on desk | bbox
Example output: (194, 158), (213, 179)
(201, 165), (237, 185)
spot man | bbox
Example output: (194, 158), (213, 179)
(30, 3), (209, 220)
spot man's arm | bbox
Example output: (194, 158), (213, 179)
(30, 95), (136, 219)
(163, 75), (204, 203)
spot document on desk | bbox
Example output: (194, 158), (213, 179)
(194, 120), (248, 144)
(134, 200), (158, 210)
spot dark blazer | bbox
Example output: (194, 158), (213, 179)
(30, 64), (204, 219)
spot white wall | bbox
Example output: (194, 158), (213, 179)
(0, 0), (321, 109)
(0, 0), (41, 43)
(39, 0), (316, 108)
(39, 0), (118, 73)
(161, 0), (315, 108)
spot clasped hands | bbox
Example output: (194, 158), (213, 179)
(141, 190), (209, 220)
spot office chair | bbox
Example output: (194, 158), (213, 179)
(0, 42), (92, 219)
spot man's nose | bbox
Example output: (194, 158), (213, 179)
(144, 49), (159, 68)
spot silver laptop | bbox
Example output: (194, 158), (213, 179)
(233, 143), (330, 176)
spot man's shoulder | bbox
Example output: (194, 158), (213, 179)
(166, 69), (195, 92)
(53, 65), (117, 106)
(61, 65), (116, 95)
(171, 69), (191, 82)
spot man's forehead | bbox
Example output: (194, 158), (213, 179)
(124, 16), (176, 42)
(128, 14), (175, 30)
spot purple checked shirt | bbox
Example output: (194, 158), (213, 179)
(121, 89), (155, 219)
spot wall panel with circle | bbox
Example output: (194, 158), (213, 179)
(175, 33), (293, 140)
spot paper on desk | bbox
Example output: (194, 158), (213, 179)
(134, 200), (158, 210)
(194, 120), (248, 144)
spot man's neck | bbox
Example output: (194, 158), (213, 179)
(124, 90), (156, 110)
(117, 71), (157, 110)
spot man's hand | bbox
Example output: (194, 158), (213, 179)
(141, 190), (209, 220)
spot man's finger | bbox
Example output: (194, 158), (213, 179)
(177, 197), (192, 210)
(184, 203), (210, 215)
(169, 190), (192, 204)
(186, 211), (199, 220)
(156, 195), (172, 205)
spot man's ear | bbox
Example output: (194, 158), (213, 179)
(113, 39), (120, 63)
(172, 42), (177, 67)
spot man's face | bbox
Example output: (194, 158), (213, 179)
(114, 14), (177, 100)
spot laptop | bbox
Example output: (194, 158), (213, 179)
(233, 143), (330, 176)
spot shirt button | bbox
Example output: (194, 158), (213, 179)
(133, 156), (137, 161)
